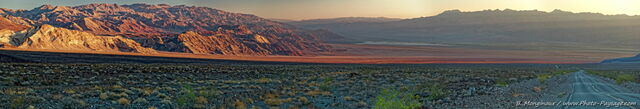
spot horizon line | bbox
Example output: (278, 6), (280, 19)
(3, 3), (640, 20)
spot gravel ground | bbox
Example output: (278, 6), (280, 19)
(439, 74), (572, 109)
(590, 74), (640, 94)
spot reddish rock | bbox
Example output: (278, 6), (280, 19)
(0, 16), (28, 31)
(1, 24), (156, 53)
(0, 3), (329, 56)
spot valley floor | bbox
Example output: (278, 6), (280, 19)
(1, 54), (638, 108)
(1, 42), (624, 64)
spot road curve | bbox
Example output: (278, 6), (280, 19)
(563, 71), (640, 109)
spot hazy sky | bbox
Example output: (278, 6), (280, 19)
(0, 0), (639, 20)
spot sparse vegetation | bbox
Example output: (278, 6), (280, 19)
(10, 96), (26, 109)
(177, 84), (197, 108)
(616, 74), (636, 84)
(427, 84), (449, 101)
(117, 98), (130, 106)
(374, 89), (422, 109)
(495, 79), (509, 87)
(99, 92), (109, 100)
(588, 70), (639, 84)
(298, 97), (309, 104)
(234, 99), (247, 109)
(134, 98), (149, 104)
(0, 63), (574, 108)
(537, 73), (552, 83)
(319, 77), (335, 92)
(538, 70), (575, 83)
(532, 86), (543, 93)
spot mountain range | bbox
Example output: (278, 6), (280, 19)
(601, 54), (640, 63)
(1, 5), (639, 62)
(292, 9), (640, 54)
(286, 17), (403, 25)
(0, 4), (329, 56)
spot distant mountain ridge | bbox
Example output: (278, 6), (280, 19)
(0, 4), (330, 56)
(291, 9), (640, 54)
(601, 54), (640, 63)
(290, 17), (403, 24)
(286, 17), (402, 43)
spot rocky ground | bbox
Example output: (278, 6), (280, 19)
(593, 74), (640, 94)
(586, 69), (640, 94)
(622, 82), (640, 94)
(0, 63), (566, 109)
(449, 69), (640, 109)
(440, 72), (572, 108)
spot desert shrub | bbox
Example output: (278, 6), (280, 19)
(117, 97), (130, 106)
(414, 82), (449, 101)
(234, 99), (247, 109)
(537, 73), (552, 83)
(298, 97), (309, 104)
(99, 92), (109, 100)
(133, 98), (148, 104)
(256, 78), (271, 83)
(195, 96), (208, 104)
(495, 79), (508, 87)
(426, 84), (448, 100)
(552, 70), (573, 75)
(177, 84), (197, 108)
(197, 88), (222, 99)
(374, 89), (422, 109)
(615, 74), (636, 84)
(586, 70), (614, 78)
(141, 88), (155, 96)
(588, 70), (637, 84)
(61, 97), (87, 108)
(10, 96), (46, 108)
(536, 70), (576, 83)
(10, 96), (25, 109)
(319, 77), (334, 91)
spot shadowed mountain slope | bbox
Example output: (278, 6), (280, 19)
(602, 54), (640, 63)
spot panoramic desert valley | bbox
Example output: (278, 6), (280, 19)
(1, 1), (640, 109)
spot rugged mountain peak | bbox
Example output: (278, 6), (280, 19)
(36, 5), (73, 12)
(601, 54), (640, 63)
(2, 15), (36, 26)
(550, 9), (571, 14)
(253, 34), (270, 44)
(405, 9), (639, 25)
(174, 31), (271, 55)
(0, 4), (330, 56)
(37, 24), (55, 31)
(36, 5), (55, 10)
(85, 3), (119, 7)
(0, 16), (28, 31)
(0, 29), (16, 47)
(291, 17), (403, 25)
(0, 8), (23, 14)
(8, 24), (157, 53)
(74, 3), (134, 14)
(437, 9), (463, 16)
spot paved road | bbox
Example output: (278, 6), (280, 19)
(563, 71), (640, 109)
